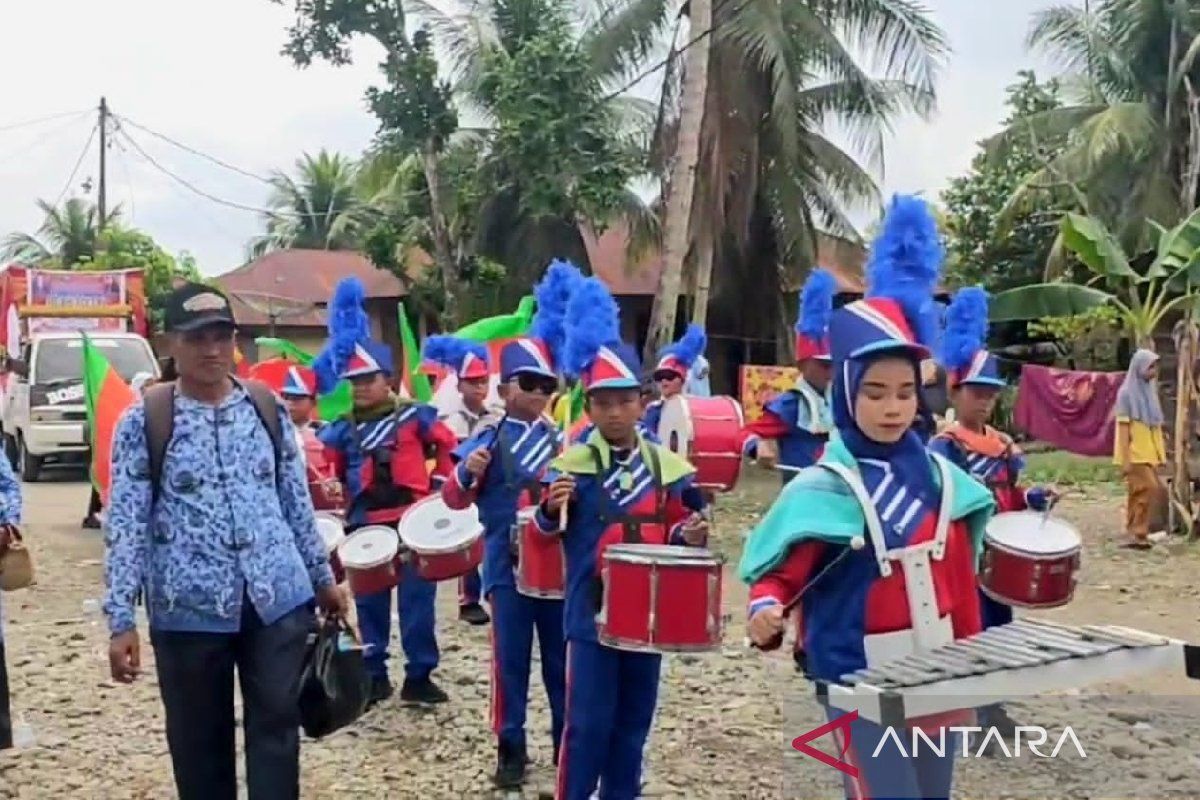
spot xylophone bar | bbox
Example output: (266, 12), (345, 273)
(816, 621), (1200, 727)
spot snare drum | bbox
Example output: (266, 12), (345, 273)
(314, 511), (346, 583)
(398, 495), (484, 582)
(513, 507), (565, 599)
(657, 395), (745, 492)
(597, 543), (723, 653)
(338, 526), (401, 597)
(980, 511), (1081, 608)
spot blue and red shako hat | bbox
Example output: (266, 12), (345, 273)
(564, 276), (641, 391)
(940, 286), (1003, 388)
(312, 277), (394, 392)
(654, 323), (706, 379)
(795, 269), (836, 361)
(422, 335), (490, 380)
(281, 365), (317, 397)
(500, 259), (583, 382)
(829, 195), (943, 364)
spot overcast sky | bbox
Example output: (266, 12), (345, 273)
(0, 0), (1058, 277)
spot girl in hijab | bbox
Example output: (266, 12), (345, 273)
(1114, 348), (1166, 548)
(740, 196), (995, 800)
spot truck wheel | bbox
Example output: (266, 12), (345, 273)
(18, 436), (41, 482)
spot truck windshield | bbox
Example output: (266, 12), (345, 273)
(33, 338), (156, 384)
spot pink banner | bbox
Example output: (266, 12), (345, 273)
(1013, 364), (1123, 457)
(26, 269), (126, 333)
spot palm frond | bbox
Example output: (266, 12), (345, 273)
(580, 0), (674, 85)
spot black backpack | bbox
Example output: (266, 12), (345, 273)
(142, 379), (283, 501)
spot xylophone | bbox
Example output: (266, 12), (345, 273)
(818, 617), (1200, 727)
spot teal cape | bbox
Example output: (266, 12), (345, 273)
(738, 435), (995, 584)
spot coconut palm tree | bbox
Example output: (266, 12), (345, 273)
(988, 0), (1200, 257)
(251, 150), (371, 256)
(2, 198), (121, 267)
(646, 0), (947, 358)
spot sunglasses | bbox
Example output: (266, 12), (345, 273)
(515, 373), (557, 395)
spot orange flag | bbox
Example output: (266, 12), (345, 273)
(82, 335), (138, 503)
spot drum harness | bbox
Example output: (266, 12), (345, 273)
(585, 444), (669, 612)
(490, 424), (547, 567)
(346, 405), (418, 529)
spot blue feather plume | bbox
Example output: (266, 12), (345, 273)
(939, 287), (990, 373)
(529, 259), (583, 367)
(422, 334), (487, 371)
(796, 269), (836, 338)
(660, 323), (706, 369)
(313, 277), (370, 394)
(564, 276), (621, 377)
(865, 194), (944, 347)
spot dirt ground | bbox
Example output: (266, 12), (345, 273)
(1, 468), (1199, 799)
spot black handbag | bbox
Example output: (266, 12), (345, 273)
(298, 617), (369, 739)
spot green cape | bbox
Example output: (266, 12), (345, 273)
(551, 428), (694, 484)
(738, 435), (995, 584)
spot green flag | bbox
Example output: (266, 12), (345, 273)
(454, 296), (535, 341)
(253, 336), (352, 421)
(398, 303), (433, 402)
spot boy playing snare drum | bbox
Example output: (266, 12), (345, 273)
(536, 276), (709, 800)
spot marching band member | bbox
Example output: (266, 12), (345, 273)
(281, 364), (341, 511)
(280, 365), (320, 432)
(642, 323), (706, 434)
(537, 276), (709, 800)
(440, 261), (579, 788)
(929, 286), (1056, 737)
(742, 269), (835, 485)
(424, 334), (498, 627)
(317, 278), (458, 708)
(742, 196), (995, 800)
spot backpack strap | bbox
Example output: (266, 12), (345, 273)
(143, 383), (177, 504)
(236, 378), (283, 472)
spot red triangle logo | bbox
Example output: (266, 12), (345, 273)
(790, 709), (860, 779)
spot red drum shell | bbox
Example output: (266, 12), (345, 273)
(398, 496), (485, 582)
(597, 544), (723, 653)
(657, 396), (745, 492)
(514, 509), (565, 599)
(979, 511), (1081, 609)
(339, 526), (401, 597)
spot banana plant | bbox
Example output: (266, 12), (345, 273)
(989, 208), (1200, 339)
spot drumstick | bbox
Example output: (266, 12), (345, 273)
(744, 535), (865, 649)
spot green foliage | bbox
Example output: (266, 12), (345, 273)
(475, 8), (636, 223)
(80, 226), (203, 331)
(942, 71), (1065, 290)
(1028, 305), (1122, 370)
(2, 198), (121, 268)
(1024, 451), (1120, 487)
(368, 28), (458, 155)
(253, 150), (369, 255)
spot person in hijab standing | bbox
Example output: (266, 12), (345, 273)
(1114, 348), (1166, 549)
(741, 196), (995, 800)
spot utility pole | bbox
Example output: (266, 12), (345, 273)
(98, 96), (108, 231)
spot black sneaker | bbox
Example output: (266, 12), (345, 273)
(366, 676), (393, 709)
(459, 603), (491, 626)
(493, 740), (527, 788)
(82, 515), (101, 530)
(400, 676), (448, 705)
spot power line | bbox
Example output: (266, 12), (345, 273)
(113, 113), (271, 184)
(0, 113), (92, 174)
(0, 107), (92, 135)
(52, 121), (99, 209)
(596, 0), (753, 106)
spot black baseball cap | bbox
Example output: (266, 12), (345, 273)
(164, 283), (236, 333)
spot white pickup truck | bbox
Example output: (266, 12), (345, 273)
(0, 332), (158, 481)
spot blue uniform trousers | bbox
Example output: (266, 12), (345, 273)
(557, 639), (660, 800)
(489, 585), (566, 749)
(824, 706), (957, 800)
(459, 567), (483, 606)
(356, 559), (439, 681)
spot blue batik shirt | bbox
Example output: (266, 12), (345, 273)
(0, 450), (21, 641)
(103, 386), (334, 635)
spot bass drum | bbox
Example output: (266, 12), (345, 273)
(657, 395), (745, 492)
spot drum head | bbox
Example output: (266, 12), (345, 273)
(314, 513), (345, 553)
(339, 526), (398, 569)
(986, 511), (1081, 555)
(657, 395), (694, 458)
(516, 506), (538, 524)
(606, 543), (718, 565)
(399, 495), (483, 553)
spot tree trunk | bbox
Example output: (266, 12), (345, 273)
(690, 226), (714, 326)
(643, 0), (711, 365)
(421, 140), (459, 329)
(1172, 314), (1195, 536)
